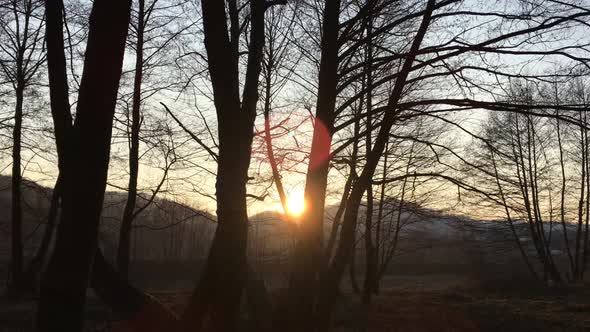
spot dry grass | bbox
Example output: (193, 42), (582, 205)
(1, 275), (589, 331)
(331, 275), (590, 332)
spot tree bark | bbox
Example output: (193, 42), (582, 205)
(41, 3), (180, 330)
(179, 0), (266, 330)
(286, 1), (342, 328)
(37, 0), (132, 330)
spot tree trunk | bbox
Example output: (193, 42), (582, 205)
(286, 1), (341, 328)
(179, 0), (266, 330)
(490, 148), (539, 280)
(349, 241), (360, 293)
(180, 125), (252, 331)
(91, 249), (180, 331)
(362, 187), (377, 304)
(117, 0), (145, 278)
(37, 0), (132, 329)
(575, 112), (586, 280)
(316, 2), (435, 327)
(9, 81), (24, 294)
(326, 101), (360, 260)
(555, 106), (576, 278)
(582, 112), (590, 279)
(41, 3), (180, 329)
(22, 176), (63, 290)
(374, 142), (388, 295)
(362, 5), (378, 305)
(262, 42), (288, 213)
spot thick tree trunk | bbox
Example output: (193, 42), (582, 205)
(37, 0), (131, 330)
(286, 1), (341, 329)
(180, 138), (252, 331)
(117, 0), (145, 278)
(179, 0), (266, 330)
(41, 3), (179, 329)
(44, 0), (73, 158)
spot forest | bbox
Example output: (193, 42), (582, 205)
(1, 0), (590, 331)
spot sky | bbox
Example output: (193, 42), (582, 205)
(2, 0), (590, 221)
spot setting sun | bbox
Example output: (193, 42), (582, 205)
(286, 188), (306, 217)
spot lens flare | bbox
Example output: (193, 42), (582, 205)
(286, 187), (305, 217)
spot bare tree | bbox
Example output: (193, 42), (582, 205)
(17, 0), (590, 331)
(474, 80), (582, 283)
(0, 0), (45, 294)
(37, 0), (132, 329)
(116, 0), (193, 278)
(176, 0), (272, 330)
(563, 77), (590, 280)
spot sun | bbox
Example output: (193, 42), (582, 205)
(286, 187), (306, 217)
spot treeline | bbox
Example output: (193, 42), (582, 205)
(469, 78), (590, 283)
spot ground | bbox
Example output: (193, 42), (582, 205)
(331, 275), (590, 331)
(1, 274), (589, 331)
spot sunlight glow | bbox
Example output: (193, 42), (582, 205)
(286, 187), (306, 217)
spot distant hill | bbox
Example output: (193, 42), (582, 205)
(1, 176), (574, 288)
(247, 199), (575, 281)
(0, 175), (217, 265)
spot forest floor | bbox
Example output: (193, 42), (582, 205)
(330, 274), (590, 331)
(0, 274), (589, 331)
